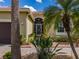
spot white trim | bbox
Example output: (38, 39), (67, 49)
(56, 32), (67, 36)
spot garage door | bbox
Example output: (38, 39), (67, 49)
(0, 22), (11, 44)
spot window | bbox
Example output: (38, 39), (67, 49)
(57, 22), (64, 32)
(56, 22), (66, 36)
(56, 20), (73, 35)
(36, 24), (42, 36)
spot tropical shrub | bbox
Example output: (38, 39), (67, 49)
(31, 37), (61, 59)
(28, 33), (35, 43)
(53, 35), (79, 42)
(71, 33), (79, 42)
(53, 36), (67, 42)
(44, 0), (79, 58)
(20, 34), (26, 45)
(3, 52), (11, 59)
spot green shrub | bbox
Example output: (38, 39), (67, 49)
(31, 37), (61, 59)
(3, 52), (11, 59)
(53, 35), (79, 42)
(71, 35), (79, 42)
(20, 34), (26, 45)
(28, 33), (35, 43)
(53, 36), (67, 42)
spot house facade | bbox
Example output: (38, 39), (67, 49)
(0, 8), (68, 44)
(32, 12), (67, 37)
(0, 8), (33, 44)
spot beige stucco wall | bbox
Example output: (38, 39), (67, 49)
(26, 17), (33, 35)
(26, 16), (33, 40)
(19, 13), (27, 36)
(0, 12), (33, 39)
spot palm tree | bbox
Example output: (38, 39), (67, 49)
(44, 0), (79, 59)
(11, 0), (21, 59)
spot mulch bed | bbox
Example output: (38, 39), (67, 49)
(21, 44), (34, 48)
(52, 42), (79, 48)
(21, 42), (79, 48)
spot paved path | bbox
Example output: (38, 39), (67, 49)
(0, 44), (37, 59)
(0, 44), (79, 59)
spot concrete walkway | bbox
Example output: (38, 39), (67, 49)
(0, 44), (37, 59)
(0, 44), (79, 59)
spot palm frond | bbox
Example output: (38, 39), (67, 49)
(44, 6), (62, 31)
(68, 0), (79, 10)
(54, 14), (62, 30)
(52, 43), (60, 53)
(71, 13), (79, 33)
(57, 0), (73, 11)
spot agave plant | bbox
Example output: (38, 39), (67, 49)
(44, 0), (79, 59)
(31, 37), (61, 59)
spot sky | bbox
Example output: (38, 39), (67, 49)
(0, 0), (57, 12)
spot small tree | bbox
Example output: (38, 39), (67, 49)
(44, 0), (79, 59)
(31, 37), (61, 59)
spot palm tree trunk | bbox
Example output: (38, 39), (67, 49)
(11, 0), (21, 59)
(67, 32), (79, 59)
(62, 13), (79, 59)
